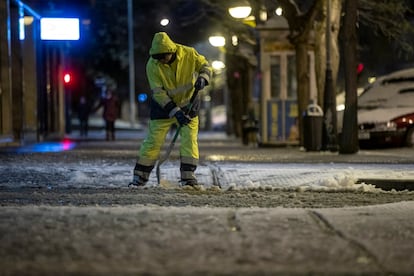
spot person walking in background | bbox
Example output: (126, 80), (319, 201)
(77, 96), (91, 137)
(129, 32), (212, 188)
(94, 88), (120, 141)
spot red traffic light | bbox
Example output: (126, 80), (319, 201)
(357, 63), (364, 75)
(63, 73), (71, 84)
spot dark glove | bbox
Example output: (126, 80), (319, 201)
(195, 76), (206, 90)
(174, 109), (191, 126)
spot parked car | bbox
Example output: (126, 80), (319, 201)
(338, 68), (414, 148)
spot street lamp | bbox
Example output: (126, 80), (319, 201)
(227, 1), (262, 141)
(259, 5), (267, 22)
(160, 18), (169, 26)
(208, 35), (226, 47)
(228, 1), (252, 19)
(228, 1), (269, 25)
(275, 7), (283, 16)
(212, 60), (225, 71)
(208, 35), (228, 132)
(127, 0), (136, 127)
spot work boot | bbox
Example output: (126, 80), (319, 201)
(180, 179), (198, 187)
(128, 175), (148, 188)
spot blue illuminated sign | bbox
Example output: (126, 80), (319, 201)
(40, 18), (80, 40)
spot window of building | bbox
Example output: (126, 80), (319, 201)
(270, 56), (281, 98)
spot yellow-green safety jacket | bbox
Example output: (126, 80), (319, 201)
(146, 32), (211, 118)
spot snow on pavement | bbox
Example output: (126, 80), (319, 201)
(1, 160), (413, 192)
(195, 162), (414, 192)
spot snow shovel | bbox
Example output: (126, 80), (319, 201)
(156, 88), (200, 184)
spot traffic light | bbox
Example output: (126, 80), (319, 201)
(357, 63), (364, 75)
(63, 73), (71, 84)
(357, 63), (364, 82)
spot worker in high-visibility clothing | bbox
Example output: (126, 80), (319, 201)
(130, 32), (212, 187)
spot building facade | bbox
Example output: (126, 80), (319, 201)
(1, 0), (68, 146)
(258, 15), (317, 145)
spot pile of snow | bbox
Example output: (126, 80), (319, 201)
(206, 163), (412, 193)
(222, 170), (379, 193)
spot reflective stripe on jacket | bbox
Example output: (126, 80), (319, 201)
(146, 33), (211, 112)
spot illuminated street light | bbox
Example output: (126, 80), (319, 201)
(228, 1), (252, 19)
(160, 18), (169, 26)
(209, 35), (226, 47)
(275, 7), (283, 16)
(231, 35), (238, 46)
(212, 60), (225, 70)
(259, 5), (267, 22)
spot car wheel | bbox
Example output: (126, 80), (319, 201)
(405, 127), (414, 147)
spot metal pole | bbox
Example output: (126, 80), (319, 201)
(322, 0), (338, 151)
(127, 0), (136, 127)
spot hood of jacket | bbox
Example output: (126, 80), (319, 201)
(149, 32), (177, 55)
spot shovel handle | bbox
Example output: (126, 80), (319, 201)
(156, 88), (200, 184)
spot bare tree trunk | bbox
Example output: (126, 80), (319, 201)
(226, 54), (252, 138)
(314, 0), (342, 108)
(295, 42), (310, 146)
(278, 0), (323, 147)
(340, 0), (359, 153)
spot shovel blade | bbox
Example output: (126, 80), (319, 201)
(156, 163), (161, 184)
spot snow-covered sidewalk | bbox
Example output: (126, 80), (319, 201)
(1, 201), (413, 275)
(2, 156), (414, 192)
(143, 162), (414, 192)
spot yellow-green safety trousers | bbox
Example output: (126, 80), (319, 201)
(134, 116), (199, 182)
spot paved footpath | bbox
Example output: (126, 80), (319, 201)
(1, 202), (413, 275)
